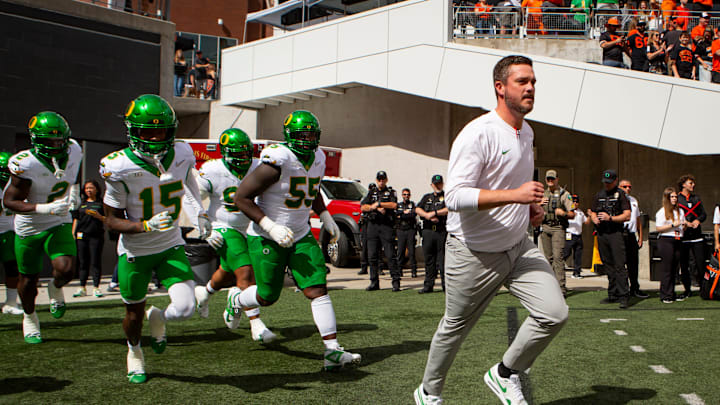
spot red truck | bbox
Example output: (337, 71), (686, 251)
(181, 139), (363, 267)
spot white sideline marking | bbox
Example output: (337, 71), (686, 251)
(680, 393), (705, 405)
(677, 318), (704, 321)
(629, 345), (646, 353)
(600, 318), (627, 323)
(649, 365), (672, 374)
(614, 330), (627, 336)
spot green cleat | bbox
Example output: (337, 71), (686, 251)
(49, 301), (66, 319)
(151, 338), (166, 354)
(127, 372), (147, 384)
(23, 312), (42, 344)
(24, 334), (43, 344)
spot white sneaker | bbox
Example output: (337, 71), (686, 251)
(23, 312), (42, 344)
(223, 309), (241, 329)
(2, 304), (23, 315)
(145, 306), (167, 354)
(414, 384), (443, 405)
(194, 285), (210, 318)
(250, 319), (276, 344)
(484, 363), (528, 405)
(127, 345), (147, 384)
(323, 346), (361, 371)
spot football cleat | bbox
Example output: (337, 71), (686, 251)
(414, 384), (443, 405)
(127, 346), (147, 384)
(223, 308), (240, 329)
(323, 346), (361, 371)
(194, 285), (210, 318)
(484, 363), (528, 405)
(49, 300), (66, 319)
(23, 312), (42, 344)
(250, 319), (277, 344)
(2, 304), (24, 315)
(47, 283), (66, 319)
(226, 287), (242, 314)
(72, 288), (87, 297)
(146, 306), (167, 354)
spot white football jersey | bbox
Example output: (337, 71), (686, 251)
(197, 158), (260, 233)
(101, 142), (196, 257)
(0, 185), (14, 234)
(9, 140), (82, 237)
(248, 144), (325, 243)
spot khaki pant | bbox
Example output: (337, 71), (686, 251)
(421, 236), (568, 396)
(541, 225), (567, 294)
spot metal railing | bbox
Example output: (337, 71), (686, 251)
(453, 11), (522, 38)
(73, 0), (171, 20)
(524, 10), (590, 37)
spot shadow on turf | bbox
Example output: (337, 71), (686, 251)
(150, 340), (430, 393)
(0, 377), (72, 395)
(543, 385), (656, 404)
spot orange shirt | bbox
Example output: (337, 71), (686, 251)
(712, 39), (720, 73)
(693, 0), (712, 6)
(691, 23), (707, 40)
(474, 2), (493, 18)
(674, 5), (690, 31)
(522, 0), (543, 13)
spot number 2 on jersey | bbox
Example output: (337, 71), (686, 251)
(285, 177), (320, 209)
(47, 181), (69, 203)
(139, 181), (183, 220)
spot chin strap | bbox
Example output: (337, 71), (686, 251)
(51, 157), (65, 179)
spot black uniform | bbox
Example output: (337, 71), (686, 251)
(358, 211), (369, 275)
(396, 199), (418, 277)
(418, 191), (447, 292)
(360, 186), (401, 290)
(591, 187), (631, 304)
(678, 192), (707, 289)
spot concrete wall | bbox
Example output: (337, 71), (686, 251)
(456, 38), (603, 64)
(171, 0), (272, 42)
(208, 102), (258, 140)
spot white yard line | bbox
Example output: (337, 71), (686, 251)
(677, 318), (705, 321)
(629, 345), (646, 353)
(600, 318), (627, 323)
(613, 330), (628, 336)
(680, 393), (705, 405)
(649, 365), (672, 374)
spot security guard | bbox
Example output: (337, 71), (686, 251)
(416, 175), (448, 293)
(396, 188), (418, 278)
(360, 171), (401, 291)
(540, 169), (574, 296)
(590, 169), (631, 309)
(357, 183), (376, 276)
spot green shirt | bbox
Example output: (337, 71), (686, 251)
(571, 0), (590, 23)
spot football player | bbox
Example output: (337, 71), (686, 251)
(0, 151), (23, 315)
(232, 110), (361, 371)
(4, 112), (82, 343)
(189, 128), (276, 343)
(100, 94), (211, 383)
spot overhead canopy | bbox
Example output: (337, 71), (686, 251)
(246, 0), (323, 29)
(246, 0), (399, 30)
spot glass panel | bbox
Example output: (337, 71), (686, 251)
(176, 32), (198, 64)
(199, 35), (219, 64)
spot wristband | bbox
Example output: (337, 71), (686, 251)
(142, 220), (150, 232)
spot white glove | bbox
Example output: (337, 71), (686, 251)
(259, 216), (294, 248)
(319, 210), (340, 244)
(197, 212), (212, 239)
(68, 184), (81, 211)
(143, 211), (173, 232)
(206, 230), (224, 250)
(35, 200), (70, 216)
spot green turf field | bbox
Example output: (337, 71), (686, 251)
(0, 288), (718, 404)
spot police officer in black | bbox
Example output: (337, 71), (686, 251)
(416, 175), (448, 293)
(357, 183), (376, 276)
(396, 188), (418, 278)
(590, 169), (632, 309)
(360, 171), (401, 291)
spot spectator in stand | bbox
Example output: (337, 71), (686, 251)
(496, 0), (521, 35)
(205, 64), (217, 100)
(619, 1), (635, 31)
(71, 180), (105, 299)
(671, 31), (697, 79)
(598, 0), (620, 11)
(188, 50), (210, 98)
(674, 0), (691, 31)
(628, 19), (650, 70)
(600, 18), (628, 67)
(647, 30), (668, 73)
(655, 187), (685, 304)
(571, 0), (591, 28)
(648, 0), (664, 31)
(712, 34), (720, 83)
(619, 179), (648, 298)
(660, 0), (676, 28)
(695, 27), (714, 80)
(677, 174), (706, 293)
(173, 49), (187, 97)
(661, 16), (683, 71)
(562, 195), (589, 279)
(523, 0), (546, 34)
(540, 0), (563, 34)
(474, 0), (494, 35)
(691, 12), (711, 40)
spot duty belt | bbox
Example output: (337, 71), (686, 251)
(543, 220), (560, 227)
(429, 224), (445, 232)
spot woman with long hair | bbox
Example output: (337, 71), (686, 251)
(654, 187), (685, 303)
(72, 180), (106, 298)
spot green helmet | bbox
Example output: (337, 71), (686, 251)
(0, 151), (11, 188)
(283, 110), (321, 156)
(219, 128), (253, 175)
(28, 111), (71, 160)
(124, 94), (178, 158)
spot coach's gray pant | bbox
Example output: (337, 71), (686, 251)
(422, 235), (569, 396)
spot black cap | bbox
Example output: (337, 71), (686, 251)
(431, 174), (444, 184)
(602, 169), (618, 184)
(368, 182), (376, 189)
(376, 171), (387, 180)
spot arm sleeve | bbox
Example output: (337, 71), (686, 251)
(183, 168), (207, 217)
(713, 206), (720, 224)
(445, 132), (484, 212)
(103, 180), (127, 209)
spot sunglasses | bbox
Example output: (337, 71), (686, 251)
(620, 185), (632, 189)
(402, 193), (410, 196)
(546, 177), (556, 180)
